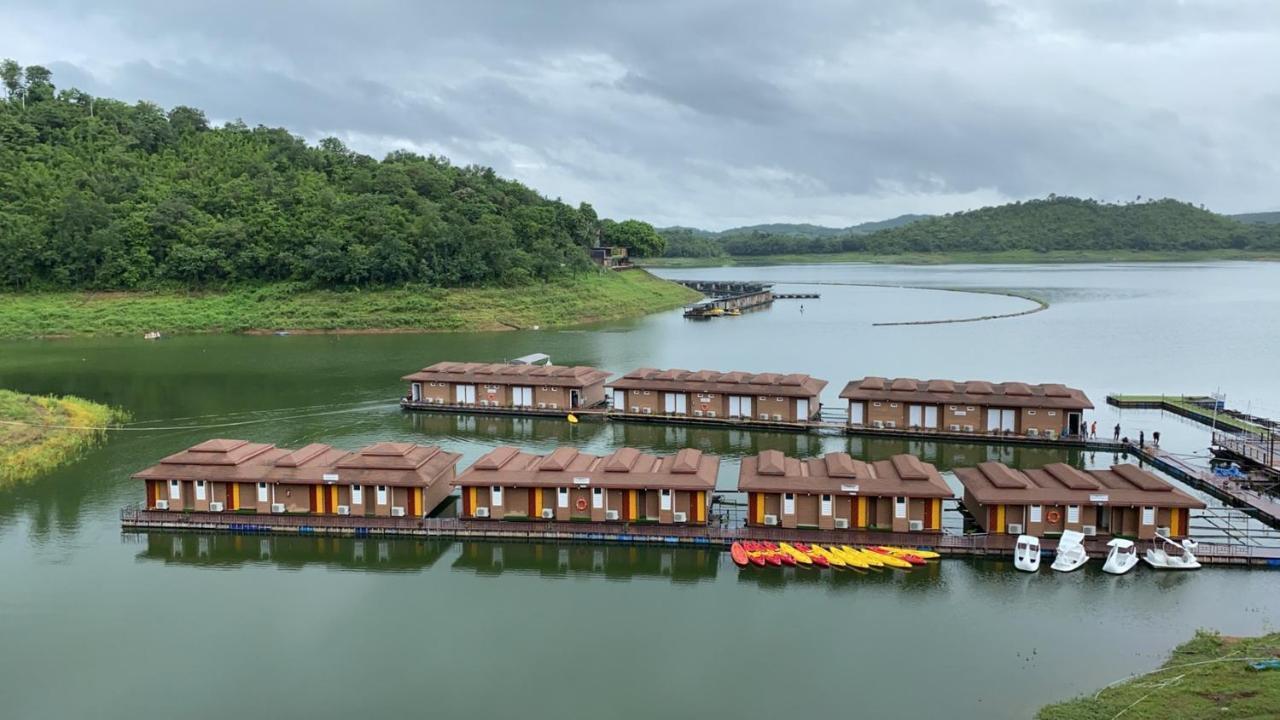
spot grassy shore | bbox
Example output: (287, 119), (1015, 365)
(1038, 630), (1280, 720)
(643, 248), (1280, 268)
(0, 270), (701, 339)
(0, 390), (124, 486)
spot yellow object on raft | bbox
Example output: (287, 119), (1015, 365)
(567, 413), (578, 424)
(878, 546), (940, 560)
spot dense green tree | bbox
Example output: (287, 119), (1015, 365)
(601, 218), (665, 257)
(0, 60), (659, 291)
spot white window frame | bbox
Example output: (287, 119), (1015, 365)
(612, 389), (625, 410)
(351, 485), (363, 505)
(410, 382), (422, 401)
(728, 395), (752, 418)
(849, 402), (865, 425)
(1029, 505), (1043, 523)
(894, 497), (907, 519)
(169, 479), (182, 500)
(557, 487), (569, 508)
(663, 392), (687, 415)
(1067, 505), (1080, 524)
(195, 480), (207, 501)
(796, 398), (809, 420)
(820, 494), (832, 516)
(923, 405), (939, 429)
(782, 492), (795, 515)
(512, 386), (533, 407)
(376, 485), (388, 506)
(660, 489), (672, 511)
(1142, 506), (1155, 525)
(491, 485), (504, 507)
(454, 384), (476, 404)
(256, 482), (268, 503)
(592, 487), (604, 509)
(908, 404), (923, 427)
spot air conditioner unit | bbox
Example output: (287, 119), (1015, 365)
(759, 413), (770, 420)
(872, 420), (884, 428)
(1007, 523), (1024, 535)
(673, 511), (687, 523)
(908, 520), (924, 531)
(963, 424), (974, 432)
(1082, 524), (1097, 536)
(763, 514), (779, 526)
(834, 518), (850, 529)
(772, 414), (782, 421)
(209, 501), (224, 512)
(605, 510), (619, 521)
(948, 424), (961, 431)
(541, 508), (555, 519)
(538, 402), (547, 409)
(154, 500), (169, 510)
(641, 407), (651, 414)
(630, 406), (640, 413)
(1157, 526), (1170, 536)
(478, 400), (488, 407)
(1044, 430), (1056, 439)
(693, 410), (703, 417)
(474, 507), (490, 518)
(337, 505), (351, 516)
(1027, 428), (1039, 436)
(391, 506), (406, 517)
(706, 411), (717, 418)
(549, 403), (559, 409)
(885, 421), (896, 428)
(271, 503), (285, 513)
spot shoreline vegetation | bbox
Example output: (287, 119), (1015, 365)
(1038, 630), (1280, 719)
(642, 248), (1280, 268)
(0, 389), (125, 486)
(0, 269), (701, 340)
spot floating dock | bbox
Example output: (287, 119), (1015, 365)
(1106, 393), (1275, 435)
(120, 508), (1280, 568)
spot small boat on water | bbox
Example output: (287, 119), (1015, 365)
(743, 541), (767, 567)
(1050, 530), (1089, 572)
(833, 546), (869, 569)
(731, 542), (750, 567)
(812, 544), (847, 568)
(877, 546), (941, 560)
(794, 543), (830, 568)
(778, 542), (812, 566)
(1144, 535), (1202, 571)
(867, 548), (913, 569)
(763, 542), (796, 566)
(143, 331), (162, 340)
(845, 546), (884, 569)
(1102, 538), (1139, 575)
(1014, 535), (1041, 572)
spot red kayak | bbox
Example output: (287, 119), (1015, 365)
(794, 542), (830, 568)
(730, 542), (750, 567)
(764, 542), (796, 566)
(743, 541), (767, 567)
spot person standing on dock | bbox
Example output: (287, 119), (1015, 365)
(1090, 421), (1097, 439)
(1139, 430), (1145, 448)
(1114, 423), (1121, 441)
(1153, 430), (1161, 448)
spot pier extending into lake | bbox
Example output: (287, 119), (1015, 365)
(120, 507), (1280, 568)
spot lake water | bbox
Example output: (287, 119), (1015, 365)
(2, 261), (1279, 719)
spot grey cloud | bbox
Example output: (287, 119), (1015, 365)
(7, 0), (1280, 228)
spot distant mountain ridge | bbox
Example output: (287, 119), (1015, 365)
(658, 197), (1280, 259)
(660, 213), (928, 239)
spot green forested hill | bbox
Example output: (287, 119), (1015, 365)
(660, 197), (1280, 259)
(0, 61), (662, 291)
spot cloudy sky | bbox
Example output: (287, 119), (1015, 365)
(3, 0), (1278, 229)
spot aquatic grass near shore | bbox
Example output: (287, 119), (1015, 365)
(0, 390), (126, 486)
(0, 270), (701, 339)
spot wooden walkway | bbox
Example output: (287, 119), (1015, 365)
(120, 508), (1280, 568)
(1213, 432), (1280, 477)
(1133, 444), (1280, 529)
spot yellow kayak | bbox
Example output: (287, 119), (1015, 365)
(831, 545), (869, 569)
(878, 546), (941, 560)
(841, 545), (882, 569)
(866, 547), (913, 569)
(810, 544), (847, 568)
(778, 542), (813, 566)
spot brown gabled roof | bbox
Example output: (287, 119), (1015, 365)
(736, 450), (952, 498)
(954, 462), (1204, 508)
(401, 361), (611, 388)
(454, 445), (720, 491)
(608, 368), (827, 398)
(131, 439), (460, 488)
(839, 376), (1092, 410)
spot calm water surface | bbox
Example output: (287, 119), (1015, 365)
(2, 261), (1279, 719)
